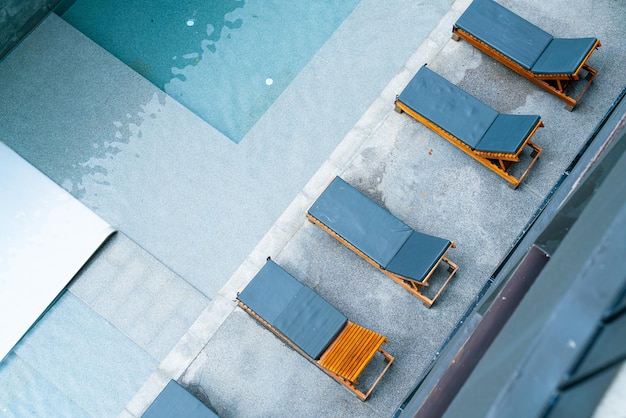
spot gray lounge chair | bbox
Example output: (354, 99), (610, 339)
(452, 0), (601, 109)
(237, 258), (394, 400)
(307, 176), (458, 307)
(394, 65), (543, 188)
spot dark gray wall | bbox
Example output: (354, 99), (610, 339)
(0, 0), (60, 60)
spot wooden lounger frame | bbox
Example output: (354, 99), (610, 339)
(451, 26), (601, 110)
(394, 99), (543, 189)
(307, 212), (459, 307)
(237, 301), (394, 401)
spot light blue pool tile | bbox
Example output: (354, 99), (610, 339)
(11, 292), (158, 417)
(0, 353), (88, 418)
(69, 233), (209, 361)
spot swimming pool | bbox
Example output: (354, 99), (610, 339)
(59, 0), (360, 143)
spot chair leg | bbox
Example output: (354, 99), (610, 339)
(394, 98), (403, 114)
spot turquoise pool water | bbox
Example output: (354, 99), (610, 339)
(59, 0), (360, 143)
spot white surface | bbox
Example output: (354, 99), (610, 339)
(0, 141), (114, 361)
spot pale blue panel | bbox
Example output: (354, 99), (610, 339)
(10, 293), (158, 417)
(0, 353), (88, 418)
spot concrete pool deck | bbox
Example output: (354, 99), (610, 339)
(1, 0), (625, 416)
(124, 0), (626, 416)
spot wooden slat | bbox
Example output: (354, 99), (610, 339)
(318, 322), (387, 383)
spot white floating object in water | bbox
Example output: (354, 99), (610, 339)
(265, 78), (273, 86)
(186, 19), (195, 27)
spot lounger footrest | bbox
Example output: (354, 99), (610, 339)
(318, 322), (387, 383)
(388, 254), (459, 308)
(318, 322), (394, 400)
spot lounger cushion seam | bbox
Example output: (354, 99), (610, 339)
(274, 286), (347, 360)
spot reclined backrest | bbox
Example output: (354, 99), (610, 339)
(476, 113), (541, 155)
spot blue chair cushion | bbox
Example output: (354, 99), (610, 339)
(455, 0), (553, 70)
(237, 260), (347, 360)
(273, 286), (347, 360)
(386, 231), (451, 283)
(307, 176), (413, 268)
(237, 260), (304, 325)
(142, 380), (219, 418)
(475, 114), (541, 154)
(531, 38), (598, 75)
(397, 66), (497, 149)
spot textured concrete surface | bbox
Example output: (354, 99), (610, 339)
(1, 0), (625, 416)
